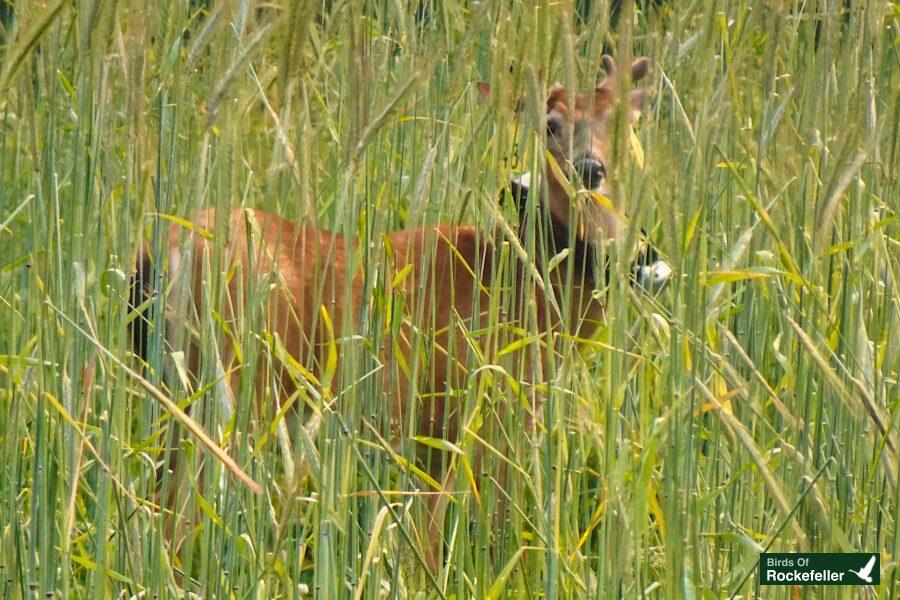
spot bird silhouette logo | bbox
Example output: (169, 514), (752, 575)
(847, 555), (877, 583)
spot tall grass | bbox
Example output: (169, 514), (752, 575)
(1, 0), (897, 597)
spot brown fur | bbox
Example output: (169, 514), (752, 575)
(163, 210), (497, 439)
(131, 55), (651, 574)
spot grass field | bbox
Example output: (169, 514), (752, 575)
(1, 0), (898, 597)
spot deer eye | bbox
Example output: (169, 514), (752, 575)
(546, 116), (563, 139)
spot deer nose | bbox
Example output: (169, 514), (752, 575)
(575, 158), (605, 189)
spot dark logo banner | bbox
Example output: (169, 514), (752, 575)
(760, 553), (880, 586)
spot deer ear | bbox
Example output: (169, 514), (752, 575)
(601, 54), (616, 77)
(630, 57), (649, 82)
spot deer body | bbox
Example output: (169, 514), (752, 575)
(156, 198), (612, 442)
(131, 55), (654, 573)
(162, 208), (505, 441)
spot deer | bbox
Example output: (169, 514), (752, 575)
(129, 54), (661, 575)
